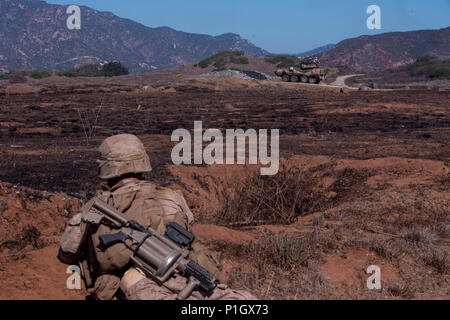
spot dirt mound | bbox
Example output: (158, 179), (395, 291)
(0, 184), (84, 299)
(0, 153), (448, 299)
(169, 155), (449, 299)
(0, 245), (85, 300)
(0, 78), (448, 299)
(0, 184), (81, 254)
(193, 224), (255, 246)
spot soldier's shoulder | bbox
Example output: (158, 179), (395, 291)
(142, 181), (183, 198)
(135, 181), (185, 199)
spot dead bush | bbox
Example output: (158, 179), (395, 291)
(423, 248), (448, 275)
(365, 239), (403, 260)
(215, 162), (374, 227)
(0, 226), (43, 253)
(403, 227), (438, 247)
(217, 163), (329, 225)
(386, 282), (416, 299)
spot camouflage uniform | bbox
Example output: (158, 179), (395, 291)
(58, 134), (256, 300)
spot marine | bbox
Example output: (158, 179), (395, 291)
(58, 133), (256, 300)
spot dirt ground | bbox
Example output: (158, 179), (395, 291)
(0, 75), (448, 299)
(346, 70), (450, 90)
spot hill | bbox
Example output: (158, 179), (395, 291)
(318, 27), (450, 72)
(298, 44), (335, 57)
(0, 0), (268, 73)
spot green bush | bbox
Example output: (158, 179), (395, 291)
(213, 58), (226, 69)
(101, 62), (129, 77)
(58, 62), (129, 78)
(30, 70), (52, 79)
(264, 55), (298, 68)
(0, 71), (14, 80)
(196, 51), (247, 69)
(406, 56), (450, 79)
(198, 60), (210, 68)
(57, 71), (78, 77)
(0, 70), (52, 81)
(231, 56), (249, 64)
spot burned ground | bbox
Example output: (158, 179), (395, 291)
(0, 77), (448, 299)
(0, 79), (448, 192)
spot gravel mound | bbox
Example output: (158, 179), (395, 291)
(200, 70), (278, 82)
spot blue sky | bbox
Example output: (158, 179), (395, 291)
(46, 0), (450, 53)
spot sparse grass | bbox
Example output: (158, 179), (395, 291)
(248, 229), (314, 270)
(224, 229), (324, 299)
(0, 70), (53, 81)
(365, 239), (402, 260)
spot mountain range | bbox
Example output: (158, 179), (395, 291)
(0, 0), (448, 74)
(0, 0), (267, 73)
(297, 44), (335, 57)
(318, 27), (450, 72)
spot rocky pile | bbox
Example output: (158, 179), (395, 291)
(200, 70), (278, 82)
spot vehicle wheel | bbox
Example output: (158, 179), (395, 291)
(308, 77), (318, 84)
(300, 75), (308, 83)
(291, 75), (299, 82)
(282, 74), (290, 82)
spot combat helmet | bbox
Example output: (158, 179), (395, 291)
(97, 134), (152, 180)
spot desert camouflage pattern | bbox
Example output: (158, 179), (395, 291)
(59, 134), (256, 300)
(59, 178), (254, 300)
(60, 178), (195, 298)
(125, 274), (257, 300)
(275, 57), (325, 83)
(97, 134), (152, 180)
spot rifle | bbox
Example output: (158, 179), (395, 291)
(80, 197), (217, 300)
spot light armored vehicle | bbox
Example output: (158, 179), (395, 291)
(275, 58), (325, 84)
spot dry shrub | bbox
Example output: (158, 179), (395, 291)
(386, 282), (416, 299)
(365, 239), (403, 260)
(423, 248), (448, 275)
(215, 162), (373, 227)
(403, 227), (438, 247)
(0, 226), (43, 253)
(217, 163), (329, 225)
(224, 230), (325, 299)
(247, 229), (314, 271)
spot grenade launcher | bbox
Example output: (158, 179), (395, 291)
(80, 197), (217, 300)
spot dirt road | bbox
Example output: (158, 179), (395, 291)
(330, 74), (364, 88)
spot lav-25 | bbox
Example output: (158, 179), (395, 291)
(225, 305), (269, 316)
